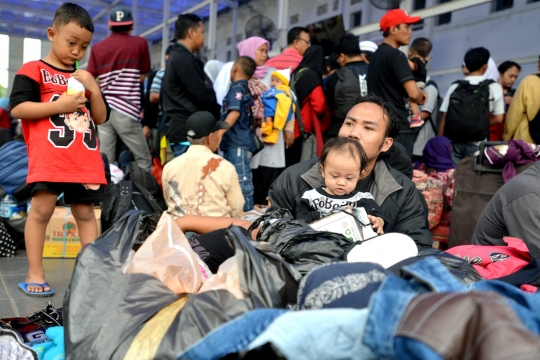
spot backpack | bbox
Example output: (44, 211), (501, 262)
(101, 180), (164, 231)
(444, 79), (494, 142)
(334, 65), (369, 122)
(527, 74), (540, 144)
(0, 141), (28, 193)
(123, 161), (165, 208)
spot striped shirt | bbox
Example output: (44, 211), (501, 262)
(87, 33), (151, 121)
(150, 68), (165, 117)
(266, 48), (303, 71)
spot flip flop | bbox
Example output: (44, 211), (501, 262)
(18, 282), (55, 297)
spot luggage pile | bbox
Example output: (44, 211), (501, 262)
(59, 209), (540, 360)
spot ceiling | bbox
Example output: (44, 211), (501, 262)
(0, 0), (233, 44)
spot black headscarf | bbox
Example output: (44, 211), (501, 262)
(292, 45), (325, 106)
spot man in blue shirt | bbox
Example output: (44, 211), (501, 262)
(220, 56), (257, 211)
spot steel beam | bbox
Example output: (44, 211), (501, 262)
(161, 0), (171, 67)
(208, 0), (218, 59)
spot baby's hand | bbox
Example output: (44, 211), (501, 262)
(367, 215), (384, 235)
(71, 70), (99, 93)
(55, 92), (86, 114)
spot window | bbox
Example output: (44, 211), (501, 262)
(493, 0), (514, 11)
(412, 0), (425, 30)
(317, 4), (328, 15)
(0, 34), (8, 94)
(437, 0), (452, 25)
(236, 33), (243, 42)
(226, 37), (232, 46)
(23, 38), (41, 64)
(227, 51), (232, 62)
(528, 0), (540, 3)
(290, 14), (299, 25)
(333, 0), (340, 10)
(351, 10), (362, 27)
(351, 0), (362, 4)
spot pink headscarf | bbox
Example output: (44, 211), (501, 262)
(237, 36), (270, 79)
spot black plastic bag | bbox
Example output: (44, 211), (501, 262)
(64, 210), (179, 360)
(249, 209), (354, 275)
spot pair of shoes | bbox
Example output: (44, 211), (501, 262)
(18, 282), (55, 297)
(409, 115), (424, 128)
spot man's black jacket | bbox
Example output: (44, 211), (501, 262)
(162, 42), (220, 143)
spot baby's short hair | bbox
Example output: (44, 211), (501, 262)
(235, 56), (257, 78)
(320, 137), (368, 173)
(53, 3), (94, 33)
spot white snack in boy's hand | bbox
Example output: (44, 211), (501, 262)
(67, 77), (85, 98)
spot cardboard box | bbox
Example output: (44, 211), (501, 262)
(43, 207), (101, 258)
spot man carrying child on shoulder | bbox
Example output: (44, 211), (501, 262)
(220, 56), (257, 211)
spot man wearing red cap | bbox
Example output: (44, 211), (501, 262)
(367, 9), (427, 159)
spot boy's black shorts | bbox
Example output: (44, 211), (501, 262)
(30, 182), (104, 204)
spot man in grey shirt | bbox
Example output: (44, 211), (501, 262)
(472, 162), (540, 256)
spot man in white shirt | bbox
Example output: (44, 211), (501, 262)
(439, 47), (504, 164)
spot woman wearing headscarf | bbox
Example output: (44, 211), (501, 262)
(204, 60), (225, 84)
(413, 136), (455, 248)
(289, 45), (330, 166)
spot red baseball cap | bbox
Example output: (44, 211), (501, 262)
(380, 9), (421, 32)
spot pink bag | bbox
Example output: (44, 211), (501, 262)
(123, 213), (204, 294)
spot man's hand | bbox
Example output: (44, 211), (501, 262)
(71, 70), (100, 94)
(367, 215), (385, 235)
(143, 126), (151, 138)
(284, 131), (295, 149)
(55, 92), (86, 114)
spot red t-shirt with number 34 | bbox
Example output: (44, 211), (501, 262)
(10, 60), (106, 185)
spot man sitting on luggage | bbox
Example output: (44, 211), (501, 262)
(472, 162), (540, 257)
(162, 111), (245, 218)
(268, 94), (432, 250)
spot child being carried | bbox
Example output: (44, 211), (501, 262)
(299, 137), (387, 234)
(261, 69), (296, 144)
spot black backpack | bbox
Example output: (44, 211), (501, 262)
(123, 161), (165, 208)
(527, 74), (540, 144)
(334, 65), (369, 123)
(444, 79), (494, 142)
(101, 180), (164, 231)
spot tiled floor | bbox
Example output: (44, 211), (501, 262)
(0, 251), (74, 318)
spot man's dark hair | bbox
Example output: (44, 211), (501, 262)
(235, 56), (257, 78)
(464, 47), (490, 73)
(498, 60), (521, 74)
(323, 57), (340, 75)
(334, 34), (361, 57)
(382, 24), (399, 38)
(319, 137), (368, 174)
(287, 27), (309, 45)
(53, 3), (94, 33)
(354, 94), (399, 139)
(111, 25), (132, 33)
(410, 37), (432, 58)
(175, 13), (202, 40)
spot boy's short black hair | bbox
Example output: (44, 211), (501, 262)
(287, 27), (309, 45)
(410, 37), (432, 58)
(464, 47), (490, 73)
(320, 137), (368, 174)
(235, 56), (257, 78)
(334, 34), (361, 57)
(175, 14), (202, 40)
(498, 60), (521, 74)
(53, 3), (94, 33)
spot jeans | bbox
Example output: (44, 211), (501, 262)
(98, 109), (152, 171)
(170, 143), (190, 158)
(452, 142), (479, 165)
(223, 147), (254, 211)
(178, 309), (286, 360)
(363, 257), (540, 359)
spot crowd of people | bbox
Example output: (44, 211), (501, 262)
(1, 1), (540, 306)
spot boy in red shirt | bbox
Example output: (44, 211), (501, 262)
(9, 3), (108, 296)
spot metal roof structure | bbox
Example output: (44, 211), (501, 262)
(0, 0), (233, 44)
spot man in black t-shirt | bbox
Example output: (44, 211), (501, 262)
(367, 9), (427, 159)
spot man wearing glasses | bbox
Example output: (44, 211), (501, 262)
(267, 27), (311, 71)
